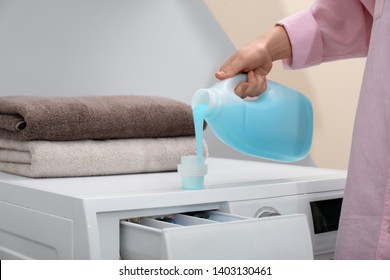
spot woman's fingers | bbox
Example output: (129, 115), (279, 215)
(235, 71), (267, 98)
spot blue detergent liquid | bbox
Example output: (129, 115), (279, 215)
(191, 74), (313, 162)
(192, 104), (208, 162)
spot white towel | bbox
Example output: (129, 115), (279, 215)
(0, 137), (208, 178)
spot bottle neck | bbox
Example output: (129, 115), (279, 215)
(192, 88), (220, 119)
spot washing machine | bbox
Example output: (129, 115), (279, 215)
(0, 157), (346, 260)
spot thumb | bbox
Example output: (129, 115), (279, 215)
(215, 56), (243, 80)
(215, 65), (240, 80)
(215, 69), (236, 80)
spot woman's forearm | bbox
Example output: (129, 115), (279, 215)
(262, 25), (292, 62)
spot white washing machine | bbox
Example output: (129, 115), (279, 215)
(0, 158), (346, 260)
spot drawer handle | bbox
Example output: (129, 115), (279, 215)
(255, 206), (281, 218)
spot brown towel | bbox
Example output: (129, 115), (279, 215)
(0, 95), (195, 141)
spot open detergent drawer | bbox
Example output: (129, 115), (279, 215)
(120, 211), (313, 260)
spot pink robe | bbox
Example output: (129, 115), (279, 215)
(279, 0), (390, 259)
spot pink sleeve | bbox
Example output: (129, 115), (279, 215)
(277, 0), (373, 69)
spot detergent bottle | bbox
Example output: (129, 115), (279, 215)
(191, 74), (313, 162)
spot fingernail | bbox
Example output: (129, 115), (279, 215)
(215, 71), (225, 80)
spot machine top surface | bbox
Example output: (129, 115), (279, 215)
(0, 158), (346, 199)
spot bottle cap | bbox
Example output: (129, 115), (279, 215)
(177, 155), (208, 190)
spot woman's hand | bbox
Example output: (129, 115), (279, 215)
(215, 25), (292, 98)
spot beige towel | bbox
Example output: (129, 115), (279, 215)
(0, 95), (196, 141)
(0, 137), (208, 178)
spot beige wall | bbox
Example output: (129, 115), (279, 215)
(205, 0), (366, 170)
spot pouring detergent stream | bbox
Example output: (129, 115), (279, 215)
(178, 74), (313, 190)
(193, 104), (208, 162)
(177, 103), (208, 191)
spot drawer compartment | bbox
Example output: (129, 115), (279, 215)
(120, 211), (313, 260)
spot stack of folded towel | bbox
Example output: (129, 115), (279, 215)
(0, 95), (207, 178)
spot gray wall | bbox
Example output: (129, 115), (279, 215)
(0, 0), (234, 98)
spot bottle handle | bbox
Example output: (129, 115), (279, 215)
(222, 74), (248, 96)
(223, 74), (267, 103)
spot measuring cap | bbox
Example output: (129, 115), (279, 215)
(177, 155), (208, 190)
